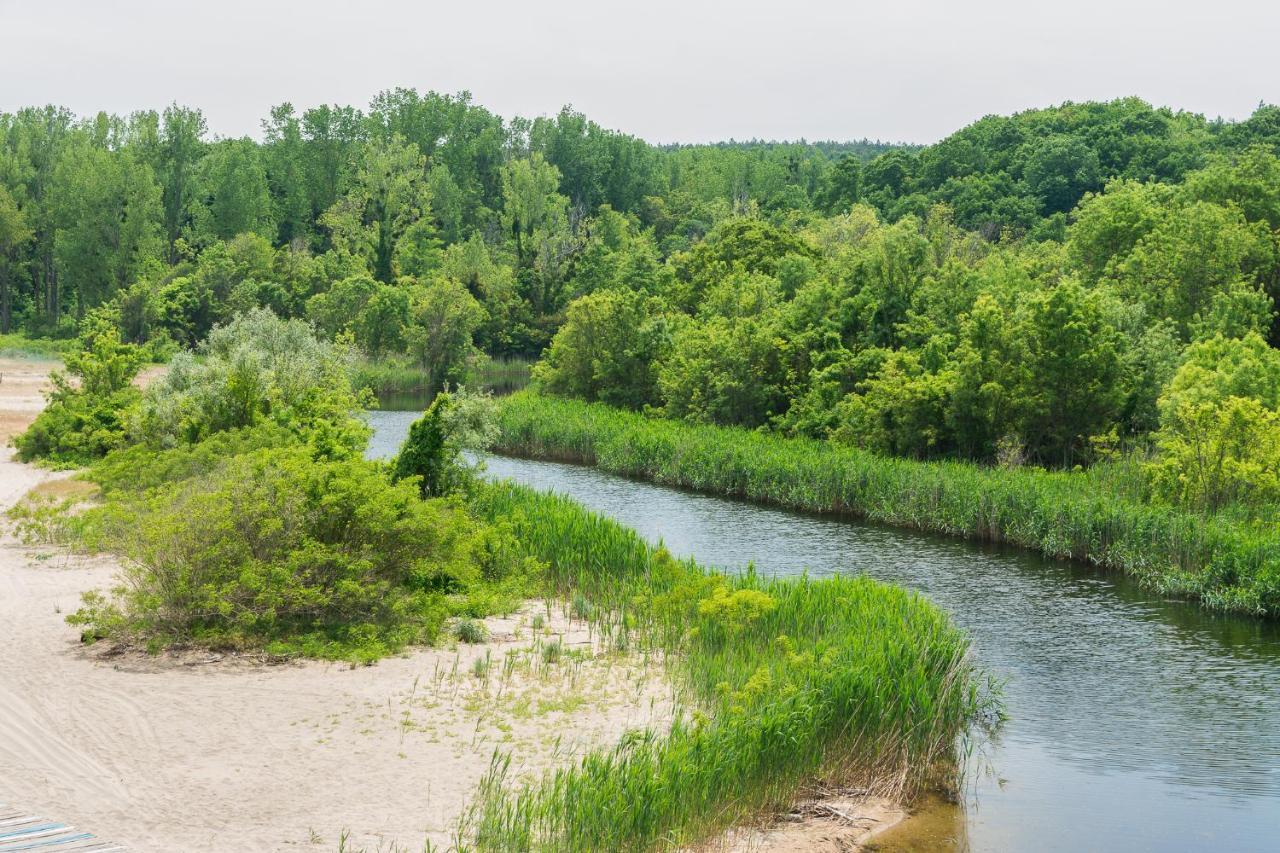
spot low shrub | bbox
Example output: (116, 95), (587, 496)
(13, 326), (142, 467)
(69, 445), (529, 661)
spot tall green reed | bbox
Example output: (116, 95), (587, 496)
(466, 482), (985, 850)
(494, 392), (1280, 617)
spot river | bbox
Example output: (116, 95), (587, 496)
(367, 410), (1280, 852)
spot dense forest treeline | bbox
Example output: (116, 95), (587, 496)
(0, 90), (906, 341)
(4, 92), (1280, 508)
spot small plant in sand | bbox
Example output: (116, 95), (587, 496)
(455, 618), (489, 644)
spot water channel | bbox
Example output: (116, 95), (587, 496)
(368, 410), (1280, 852)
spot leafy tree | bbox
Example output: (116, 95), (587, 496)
(659, 313), (788, 427)
(306, 273), (379, 338)
(352, 283), (410, 356)
(1023, 135), (1101, 214)
(153, 105), (208, 259)
(189, 138), (273, 243)
(261, 103), (313, 245)
(500, 153), (569, 269)
(322, 135), (431, 283)
(1159, 332), (1280, 416)
(0, 183), (33, 331)
(534, 289), (673, 408)
(833, 349), (954, 458)
(403, 277), (484, 392)
(1015, 278), (1124, 465)
(815, 155), (863, 213)
(392, 388), (498, 497)
(49, 140), (163, 314)
(1148, 396), (1280, 513)
(1109, 201), (1276, 334)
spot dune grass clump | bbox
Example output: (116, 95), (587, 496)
(464, 483), (985, 850)
(455, 618), (490, 644)
(495, 392), (1280, 617)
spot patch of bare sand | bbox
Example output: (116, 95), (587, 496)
(710, 792), (905, 852)
(0, 356), (55, 443)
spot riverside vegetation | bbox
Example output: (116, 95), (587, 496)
(8, 312), (987, 849)
(496, 392), (1280, 616)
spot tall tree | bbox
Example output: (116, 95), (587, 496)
(50, 139), (162, 315)
(190, 137), (273, 243)
(321, 135), (431, 283)
(0, 183), (33, 331)
(154, 105), (207, 260)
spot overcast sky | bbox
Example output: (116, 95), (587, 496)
(2, 0), (1276, 145)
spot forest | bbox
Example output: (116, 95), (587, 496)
(6, 91), (1280, 542)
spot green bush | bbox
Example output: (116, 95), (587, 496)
(133, 307), (366, 449)
(392, 388), (498, 497)
(13, 386), (140, 466)
(1148, 396), (1280, 513)
(13, 326), (142, 466)
(70, 446), (513, 661)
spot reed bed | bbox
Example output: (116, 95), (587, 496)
(467, 482), (984, 851)
(495, 392), (1280, 617)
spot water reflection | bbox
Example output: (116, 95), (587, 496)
(367, 411), (1280, 852)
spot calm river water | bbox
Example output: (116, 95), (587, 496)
(367, 410), (1280, 852)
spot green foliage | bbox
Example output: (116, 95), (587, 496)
(13, 326), (142, 466)
(533, 289), (672, 409)
(454, 617), (489, 644)
(70, 446), (495, 661)
(659, 313), (788, 428)
(1148, 397), (1280, 514)
(1159, 332), (1280, 417)
(134, 308), (365, 448)
(392, 388), (498, 497)
(5, 93), (1280, 507)
(402, 277), (484, 391)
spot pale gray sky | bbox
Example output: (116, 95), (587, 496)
(1, 0), (1275, 144)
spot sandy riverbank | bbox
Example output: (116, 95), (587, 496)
(0, 356), (904, 852)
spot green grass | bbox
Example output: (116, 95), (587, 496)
(0, 332), (73, 360)
(464, 481), (985, 851)
(495, 392), (1280, 617)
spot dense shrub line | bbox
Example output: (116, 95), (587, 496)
(466, 482), (984, 850)
(496, 392), (1280, 616)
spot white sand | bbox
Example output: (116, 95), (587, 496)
(0, 360), (674, 852)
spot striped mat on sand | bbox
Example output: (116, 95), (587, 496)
(0, 803), (123, 852)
